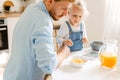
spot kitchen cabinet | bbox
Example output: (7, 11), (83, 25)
(7, 17), (19, 54)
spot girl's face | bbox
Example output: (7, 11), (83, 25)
(69, 6), (84, 27)
(49, 1), (71, 21)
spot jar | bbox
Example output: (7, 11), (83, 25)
(99, 40), (118, 69)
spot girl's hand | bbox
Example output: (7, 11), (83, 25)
(63, 39), (73, 46)
(82, 37), (88, 44)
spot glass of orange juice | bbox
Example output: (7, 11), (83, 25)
(99, 40), (118, 69)
(99, 51), (117, 69)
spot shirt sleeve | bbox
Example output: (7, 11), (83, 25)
(56, 22), (69, 46)
(32, 17), (58, 74)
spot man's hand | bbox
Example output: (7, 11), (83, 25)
(44, 74), (52, 80)
(57, 44), (70, 67)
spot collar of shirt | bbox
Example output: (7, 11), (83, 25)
(37, 1), (53, 22)
(67, 20), (80, 32)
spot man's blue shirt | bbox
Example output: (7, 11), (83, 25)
(3, 1), (58, 80)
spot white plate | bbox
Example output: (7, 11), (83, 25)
(67, 55), (89, 68)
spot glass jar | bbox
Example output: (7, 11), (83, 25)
(99, 40), (118, 69)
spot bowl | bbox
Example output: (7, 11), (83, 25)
(90, 41), (104, 51)
(67, 55), (89, 68)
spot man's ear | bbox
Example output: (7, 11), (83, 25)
(47, 0), (55, 6)
(45, 0), (55, 10)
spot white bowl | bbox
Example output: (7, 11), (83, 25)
(67, 55), (89, 68)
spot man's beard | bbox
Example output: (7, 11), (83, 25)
(50, 11), (63, 21)
(51, 14), (60, 21)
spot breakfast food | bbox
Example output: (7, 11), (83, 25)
(71, 58), (86, 64)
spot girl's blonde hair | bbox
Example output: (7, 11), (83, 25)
(68, 1), (89, 21)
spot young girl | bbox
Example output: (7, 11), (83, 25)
(56, 2), (89, 52)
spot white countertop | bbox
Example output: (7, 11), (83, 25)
(52, 49), (120, 80)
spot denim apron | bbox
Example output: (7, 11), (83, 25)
(66, 21), (83, 52)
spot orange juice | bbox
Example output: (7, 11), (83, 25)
(99, 52), (117, 69)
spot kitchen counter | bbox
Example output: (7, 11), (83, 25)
(0, 12), (22, 18)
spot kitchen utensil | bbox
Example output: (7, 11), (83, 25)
(90, 41), (103, 51)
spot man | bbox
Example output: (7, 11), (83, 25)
(3, 0), (76, 80)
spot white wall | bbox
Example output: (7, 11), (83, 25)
(85, 0), (105, 43)
(0, 0), (5, 12)
(36, 0), (40, 3)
